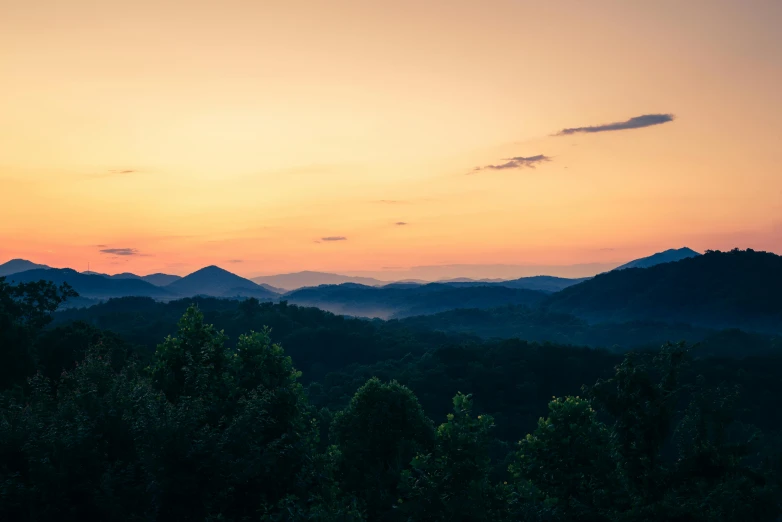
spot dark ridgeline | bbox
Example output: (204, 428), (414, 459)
(0, 248), (781, 520)
(546, 248), (782, 333)
(285, 282), (549, 318)
(164, 265), (279, 299)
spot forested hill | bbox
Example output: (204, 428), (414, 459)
(545, 249), (782, 333)
(53, 296), (465, 381)
(2, 276), (782, 520)
(284, 282), (548, 318)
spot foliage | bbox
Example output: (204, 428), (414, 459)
(330, 378), (434, 520)
(0, 277), (780, 520)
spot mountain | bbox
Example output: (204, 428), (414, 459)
(110, 272), (182, 286)
(545, 249), (782, 333)
(499, 275), (590, 292)
(138, 273), (182, 286)
(83, 271), (182, 287)
(167, 265), (278, 298)
(0, 259), (51, 276)
(252, 271), (390, 290)
(5, 268), (175, 300)
(285, 282), (548, 319)
(440, 275), (589, 293)
(614, 247), (700, 270)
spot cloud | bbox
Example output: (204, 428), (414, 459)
(395, 222), (408, 226)
(227, 259), (243, 263)
(555, 113), (675, 136)
(472, 154), (551, 173)
(87, 169), (141, 180)
(375, 200), (408, 204)
(99, 248), (140, 256)
(321, 236), (347, 241)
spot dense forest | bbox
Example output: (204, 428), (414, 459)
(2, 274), (781, 520)
(546, 249), (782, 333)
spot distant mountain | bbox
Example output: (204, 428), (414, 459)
(614, 247), (700, 270)
(285, 282), (548, 319)
(138, 273), (182, 286)
(440, 275), (589, 293)
(167, 265), (278, 298)
(5, 268), (175, 300)
(438, 277), (506, 283)
(83, 271), (182, 287)
(253, 271), (390, 290)
(498, 275), (590, 292)
(0, 258), (51, 276)
(545, 249), (782, 333)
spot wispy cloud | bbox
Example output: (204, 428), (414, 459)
(227, 259), (243, 263)
(555, 114), (675, 136)
(99, 248), (140, 256)
(375, 200), (408, 204)
(321, 236), (347, 241)
(472, 154), (551, 173)
(395, 222), (408, 226)
(87, 169), (141, 180)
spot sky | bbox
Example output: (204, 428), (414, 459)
(1, 0), (781, 279)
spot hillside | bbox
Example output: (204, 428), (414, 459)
(285, 282), (548, 318)
(4, 268), (175, 300)
(253, 270), (389, 290)
(546, 249), (782, 332)
(0, 258), (51, 276)
(166, 265), (279, 298)
(108, 272), (182, 286)
(441, 275), (589, 293)
(614, 247), (700, 270)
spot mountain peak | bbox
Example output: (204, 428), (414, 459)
(615, 247), (700, 271)
(166, 265), (278, 298)
(0, 258), (51, 276)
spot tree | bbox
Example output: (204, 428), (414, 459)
(0, 277), (77, 390)
(139, 306), (319, 520)
(510, 396), (613, 521)
(402, 392), (506, 521)
(331, 378), (435, 520)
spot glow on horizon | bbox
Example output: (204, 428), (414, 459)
(1, 0), (780, 279)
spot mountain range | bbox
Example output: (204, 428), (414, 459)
(85, 271), (182, 286)
(546, 248), (782, 333)
(0, 247), (701, 311)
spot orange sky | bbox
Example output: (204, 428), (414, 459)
(1, 0), (781, 278)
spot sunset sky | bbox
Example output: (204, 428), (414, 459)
(2, 0), (780, 279)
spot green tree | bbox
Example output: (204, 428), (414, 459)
(402, 392), (506, 521)
(139, 306), (319, 520)
(331, 378), (435, 520)
(0, 346), (151, 521)
(0, 277), (77, 389)
(510, 396), (613, 521)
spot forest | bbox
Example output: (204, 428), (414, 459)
(1, 274), (781, 521)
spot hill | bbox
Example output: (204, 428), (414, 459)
(614, 247), (700, 270)
(395, 305), (782, 357)
(546, 249), (782, 332)
(253, 270), (390, 290)
(138, 273), (182, 286)
(0, 258), (51, 276)
(285, 282), (548, 318)
(166, 265), (279, 298)
(441, 275), (589, 293)
(108, 272), (182, 286)
(4, 268), (175, 300)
